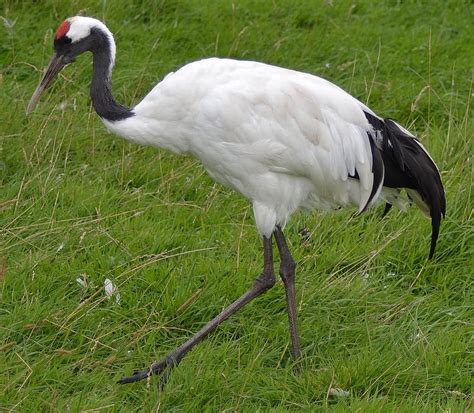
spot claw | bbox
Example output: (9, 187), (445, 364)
(118, 356), (178, 385)
(117, 367), (150, 384)
(158, 367), (172, 389)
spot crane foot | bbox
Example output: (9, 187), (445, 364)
(117, 356), (175, 386)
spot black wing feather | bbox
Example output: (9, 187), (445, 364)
(364, 112), (446, 259)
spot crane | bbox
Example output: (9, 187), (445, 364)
(27, 16), (446, 385)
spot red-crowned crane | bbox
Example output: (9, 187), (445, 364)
(28, 16), (446, 385)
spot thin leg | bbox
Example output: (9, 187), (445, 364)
(118, 235), (276, 385)
(274, 226), (301, 364)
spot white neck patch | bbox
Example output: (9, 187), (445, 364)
(64, 16), (116, 70)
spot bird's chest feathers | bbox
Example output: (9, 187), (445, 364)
(101, 114), (192, 154)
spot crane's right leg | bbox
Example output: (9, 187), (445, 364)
(274, 226), (302, 367)
(118, 235), (276, 385)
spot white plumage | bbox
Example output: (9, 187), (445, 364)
(105, 58), (384, 236)
(28, 16), (445, 385)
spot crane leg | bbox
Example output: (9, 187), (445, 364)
(118, 235), (276, 385)
(274, 226), (302, 367)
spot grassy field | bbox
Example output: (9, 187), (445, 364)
(1, 0), (472, 411)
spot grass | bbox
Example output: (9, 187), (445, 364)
(1, 0), (472, 411)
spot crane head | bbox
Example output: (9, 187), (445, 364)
(27, 16), (113, 114)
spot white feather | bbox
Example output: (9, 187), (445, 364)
(65, 17), (116, 73)
(104, 58), (382, 235)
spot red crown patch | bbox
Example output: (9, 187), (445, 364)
(55, 20), (70, 40)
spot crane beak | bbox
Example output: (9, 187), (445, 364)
(27, 53), (66, 114)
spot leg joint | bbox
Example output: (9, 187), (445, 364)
(280, 258), (296, 283)
(254, 270), (276, 291)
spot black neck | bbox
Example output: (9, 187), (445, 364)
(89, 29), (134, 121)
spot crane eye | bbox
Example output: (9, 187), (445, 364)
(64, 37), (72, 44)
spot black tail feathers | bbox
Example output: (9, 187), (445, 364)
(364, 112), (446, 259)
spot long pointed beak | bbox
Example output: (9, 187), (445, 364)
(27, 53), (66, 114)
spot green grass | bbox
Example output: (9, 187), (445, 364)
(1, 0), (472, 411)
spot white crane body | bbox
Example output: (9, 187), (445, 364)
(27, 16), (446, 385)
(104, 58), (395, 236)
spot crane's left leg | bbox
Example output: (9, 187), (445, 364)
(118, 235), (276, 385)
(274, 226), (302, 365)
